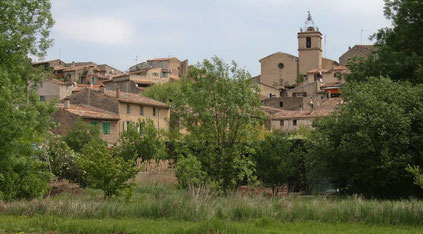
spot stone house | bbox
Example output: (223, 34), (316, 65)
(37, 78), (74, 102)
(53, 87), (170, 144)
(265, 98), (342, 132)
(129, 57), (189, 81)
(339, 45), (376, 66)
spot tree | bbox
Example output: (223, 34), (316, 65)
(254, 133), (305, 196)
(78, 140), (139, 199)
(113, 119), (166, 162)
(407, 166), (423, 189)
(41, 134), (85, 186)
(0, 0), (55, 200)
(307, 77), (423, 198)
(64, 118), (104, 153)
(171, 57), (265, 190)
(347, 0), (423, 84)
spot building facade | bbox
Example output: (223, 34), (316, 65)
(53, 87), (170, 144)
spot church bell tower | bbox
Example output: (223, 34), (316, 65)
(298, 11), (322, 75)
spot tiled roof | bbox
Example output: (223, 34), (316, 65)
(307, 68), (331, 74)
(102, 90), (169, 108)
(131, 79), (156, 85)
(320, 82), (344, 89)
(57, 103), (120, 120)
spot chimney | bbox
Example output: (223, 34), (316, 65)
(100, 84), (105, 93)
(116, 88), (120, 98)
(64, 98), (70, 109)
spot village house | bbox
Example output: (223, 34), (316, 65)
(339, 45), (376, 66)
(265, 98), (342, 132)
(33, 59), (123, 84)
(37, 78), (74, 102)
(53, 86), (170, 145)
(129, 57), (189, 81)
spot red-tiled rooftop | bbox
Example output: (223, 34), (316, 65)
(57, 103), (120, 120)
(102, 90), (169, 108)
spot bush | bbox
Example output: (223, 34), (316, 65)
(64, 119), (104, 153)
(77, 140), (139, 199)
(43, 134), (85, 186)
(254, 134), (306, 195)
(175, 153), (206, 188)
(113, 119), (166, 162)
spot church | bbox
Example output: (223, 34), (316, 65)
(252, 12), (341, 97)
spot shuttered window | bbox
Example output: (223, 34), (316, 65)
(102, 122), (111, 134)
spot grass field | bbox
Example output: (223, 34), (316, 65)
(1, 184), (423, 233)
(1, 215), (423, 233)
(1, 163), (423, 233)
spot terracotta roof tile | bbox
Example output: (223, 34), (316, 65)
(58, 103), (120, 120)
(102, 90), (168, 108)
(269, 98), (342, 120)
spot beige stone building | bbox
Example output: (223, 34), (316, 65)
(129, 57), (189, 81)
(37, 78), (74, 102)
(339, 45), (376, 66)
(53, 87), (170, 144)
(265, 98), (342, 132)
(255, 12), (339, 91)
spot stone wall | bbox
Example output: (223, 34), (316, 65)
(68, 89), (120, 114)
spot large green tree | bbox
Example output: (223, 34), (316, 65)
(0, 0), (55, 200)
(347, 0), (423, 84)
(172, 57), (265, 190)
(307, 77), (423, 198)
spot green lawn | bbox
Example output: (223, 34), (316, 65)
(1, 215), (422, 234)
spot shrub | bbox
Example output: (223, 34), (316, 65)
(175, 153), (206, 188)
(113, 119), (166, 162)
(64, 118), (104, 153)
(77, 140), (139, 199)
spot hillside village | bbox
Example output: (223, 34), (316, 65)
(34, 12), (374, 142)
(3, 0), (423, 232)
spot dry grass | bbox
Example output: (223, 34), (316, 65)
(135, 160), (177, 186)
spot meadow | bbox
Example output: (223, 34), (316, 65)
(1, 162), (423, 233)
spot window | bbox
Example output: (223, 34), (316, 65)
(152, 72), (159, 77)
(123, 121), (131, 131)
(40, 96), (45, 102)
(153, 107), (156, 116)
(306, 37), (311, 48)
(127, 104), (130, 114)
(279, 102), (283, 107)
(91, 121), (98, 126)
(102, 122), (111, 134)
(280, 120), (284, 127)
(278, 63), (284, 69)
(293, 120), (298, 126)
(140, 106), (144, 115)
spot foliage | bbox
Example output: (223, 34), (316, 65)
(113, 119), (166, 162)
(175, 152), (206, 188)
(3, 185), (423, 227)
(41, 134), (85, 186)
(254, 134), (306, 195)
(407, 166), (423, 189)
(77, 140), (139, 199)
(171, 57), (265, 190)
(347, 0), (423, 84)
(307, 77), (423, 198)
(295, 73), (305, 84)
(63, 118), (104, 153)
(143, 81), (181, 104)
(0, 0), (55, 201)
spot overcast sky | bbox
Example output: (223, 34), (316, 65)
(42, 0), (391, 75)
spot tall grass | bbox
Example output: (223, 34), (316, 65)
(1, 185), (423, 226)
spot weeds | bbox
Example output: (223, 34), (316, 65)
(1, 185), (423, 226)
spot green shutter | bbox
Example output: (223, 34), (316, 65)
(102, 122), (111, 134)
(91, 121), (98, 126)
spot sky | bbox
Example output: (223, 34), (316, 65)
(41, 0), (391, 75)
